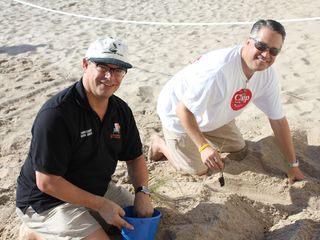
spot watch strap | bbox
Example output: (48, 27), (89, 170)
(288, 160), (299, 168)
(135, 186), (150, 195)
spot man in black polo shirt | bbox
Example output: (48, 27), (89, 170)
(16, 37), (154, 240)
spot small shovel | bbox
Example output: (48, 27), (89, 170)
(217, 147), (225, 187)
(218, 171), (225, 187)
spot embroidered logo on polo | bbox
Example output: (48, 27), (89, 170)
(231, 88), (252, 111)
(110, 123), (121, 139)
(80, 129), (92, 138)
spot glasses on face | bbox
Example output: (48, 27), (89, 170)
(250, 38), (281, 56)
(89, 60), (127, 78)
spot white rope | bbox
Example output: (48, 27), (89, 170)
(13, 0), (320, 26)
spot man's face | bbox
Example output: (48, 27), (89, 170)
(82, 59), (126, 100)
(245, 27), (283, 72)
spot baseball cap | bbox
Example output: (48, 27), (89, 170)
(85, 37), (133, 69)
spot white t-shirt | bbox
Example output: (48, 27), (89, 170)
(157, 45), (284, 133)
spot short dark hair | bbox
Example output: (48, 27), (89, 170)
(250, 19), (286, 41)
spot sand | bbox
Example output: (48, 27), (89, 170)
(0, 0), (319, 239)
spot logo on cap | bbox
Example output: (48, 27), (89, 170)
(104, 42), (119, 54)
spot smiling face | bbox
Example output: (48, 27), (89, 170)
(242, 27), (284, 78)
(82, 59), (124, 101)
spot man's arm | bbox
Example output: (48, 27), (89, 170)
(269, 117), (305, 182)
(175, 101), (224, 171)
(126, 154), (153, 217)
(35, 172), (133, 230)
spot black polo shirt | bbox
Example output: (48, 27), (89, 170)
(16, 79), (143, 213)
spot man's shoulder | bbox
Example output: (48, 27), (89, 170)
(109, 94), (126, 107)
(204, 46), (240, 62)
(35, 82), (79, 123)
(111, 95), (133, 114)
(40, 83), (77, 111)
(193, 46), (240, 72)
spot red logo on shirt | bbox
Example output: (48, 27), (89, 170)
(110, 123), (121, 139)
(231, 89), (252, 111)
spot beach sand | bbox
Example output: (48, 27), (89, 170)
(0, 0), (319, 239)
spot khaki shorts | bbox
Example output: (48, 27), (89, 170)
(16, 181), (134, 240)
(163, 120), (246, 175)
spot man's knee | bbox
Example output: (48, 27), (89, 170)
(19, 223), (44, 240)
(104, 181), (134, 207)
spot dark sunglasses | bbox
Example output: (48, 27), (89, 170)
(250, 38), (281, 56)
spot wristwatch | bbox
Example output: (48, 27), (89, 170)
(288, 159), (299, 168)
(135, 186), (151, 195)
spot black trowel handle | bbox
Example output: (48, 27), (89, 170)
(219, 171), (225, 187)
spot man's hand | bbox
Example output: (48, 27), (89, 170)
(200, 146), (224, 170)
(134, 192), (154, 218)
(97, 198), (133, 230)
(288, 167), (305, 184)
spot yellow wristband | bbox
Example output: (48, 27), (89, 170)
(198, 143), (210, 153)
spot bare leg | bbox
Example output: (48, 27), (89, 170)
(19, 224), (44, 240)
(19, 223), (111, 240)
(148, 134), (178, 169)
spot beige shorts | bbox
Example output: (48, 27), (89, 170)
(16, 181), (134, 240)
(163, 120), (246, 175)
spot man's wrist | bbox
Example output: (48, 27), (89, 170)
(91, 195), (106, 211)
(135, 186), (151, 195)
(198, 143), (210, 153)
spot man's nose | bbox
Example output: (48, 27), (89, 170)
(104, 70), (112, 77)
(261, 50), (271, 58)
(104, 72), (117, 82)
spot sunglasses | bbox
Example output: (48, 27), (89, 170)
(250, 38), (281, 56)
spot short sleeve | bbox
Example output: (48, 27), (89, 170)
(31, 108), (72, 176)
(118, 107), (143, 161)
(181, 67), (217, 116)
(253, 71), (284, 120)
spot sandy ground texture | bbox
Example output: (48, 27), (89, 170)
(0, 0), (320, 239)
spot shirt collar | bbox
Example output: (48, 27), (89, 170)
(75, 78), (91, 109)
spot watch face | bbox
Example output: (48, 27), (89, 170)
(141, 186), (150, 194)
(136, 186), (150, 195)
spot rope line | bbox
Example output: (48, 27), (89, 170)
(13, 0), (320, 26)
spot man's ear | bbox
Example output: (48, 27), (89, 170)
(82, 58), (89, 71)
(245, 38), (251, 46)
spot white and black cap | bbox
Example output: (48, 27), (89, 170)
(85, 37), (132, 69)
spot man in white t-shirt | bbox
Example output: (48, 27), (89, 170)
(149, 19), (304, 183)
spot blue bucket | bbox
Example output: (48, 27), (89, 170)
(121, 206), (161, 240)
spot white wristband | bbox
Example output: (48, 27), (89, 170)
(288, 160), (299, 168)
